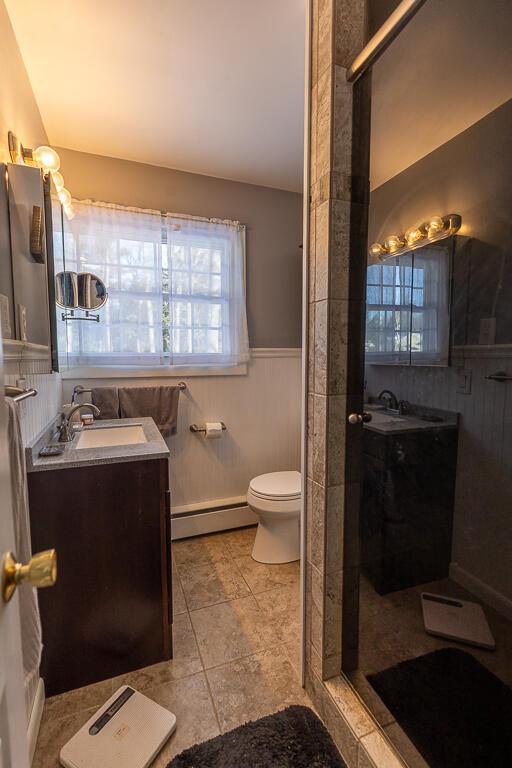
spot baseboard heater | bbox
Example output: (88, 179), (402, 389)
(171, 498), (257, 540)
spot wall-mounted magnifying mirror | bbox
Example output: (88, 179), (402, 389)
(55, 271), (108, 310)
(77, 272), (108, 310)
(55, 271), (78, 309)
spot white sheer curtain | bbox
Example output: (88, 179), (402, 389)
(54, 200), (165, 366)
(165, 216), (249, 367)
(53, 200), (249, 368)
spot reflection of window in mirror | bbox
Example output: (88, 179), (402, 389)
(365, 240), (452, 367)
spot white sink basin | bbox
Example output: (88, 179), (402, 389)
(76, 424), (147, 450)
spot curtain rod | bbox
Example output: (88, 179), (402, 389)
(347, 0), (427, 83)
(64, 197), (246, 229)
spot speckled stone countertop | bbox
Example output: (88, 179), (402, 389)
(26, 417), (170, 473)
(364, 404), (458, 435)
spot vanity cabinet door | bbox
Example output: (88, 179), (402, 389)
(28, 458), (171, 695)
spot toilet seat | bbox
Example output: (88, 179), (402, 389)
(249, 471), (301, 501)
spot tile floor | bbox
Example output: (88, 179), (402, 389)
(351, 575), (512, 767)
(33, 526), (309, 767)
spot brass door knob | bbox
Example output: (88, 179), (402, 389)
(2, 549), (57, 603)
(348, 412), (372, 424)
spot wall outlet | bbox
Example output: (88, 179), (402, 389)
(456, 368), (472, 395)
(479, 317), (496, 346)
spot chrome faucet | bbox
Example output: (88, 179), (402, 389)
(58, 403), (100, 442)
(378, 389), (399, 412)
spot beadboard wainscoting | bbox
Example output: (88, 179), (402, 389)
(365, 346), (512, 614)
(62, 348), (303, 520)
(4, 359), (62, 445)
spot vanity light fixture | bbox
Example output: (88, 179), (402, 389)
(369, 242), (388, 258)
(369, 213), (462, 261)
(384, 234), (405, 254)
(51, 171), (65, 192)
(32, 145), (60, 173)
(8, 131), (76, 221)
(57, 188), (72, 206)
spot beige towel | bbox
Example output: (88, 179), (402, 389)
(5, 398), (42, 691)
(118, 386), (180, 437)
(92, 387), (120, 419)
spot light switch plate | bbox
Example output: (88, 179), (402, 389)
(17, 303), (27, 341)
(0, 293), (12, 338)
(479, 317), (496, 345)
(456, 368), (472, 395)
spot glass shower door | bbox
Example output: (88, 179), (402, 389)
(342, 1), (512, 765)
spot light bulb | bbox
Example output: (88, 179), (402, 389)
(58, 188), (72, 206)
(51, 171), (65, 191)
(427, 216), (445, 238)
(405, 226), (425, 247)
(33, 145), (60, 173)
(64, 204), (76, 220)
(384, 235), (405, 254)
(369, 242), (386, 258)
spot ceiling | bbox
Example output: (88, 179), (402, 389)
(370, 0), (512, 190)
(6, 0), (305, 192)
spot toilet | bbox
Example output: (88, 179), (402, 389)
(247, 471), (301, 564)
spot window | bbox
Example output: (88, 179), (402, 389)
(53, 201), (249, 368)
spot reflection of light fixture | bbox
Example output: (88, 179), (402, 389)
(405, 225), (426, 247)
(427, 216), (445, 239)
(369, 214), (461, 261)
(32, 145), (60, 173)
(369, 242), (387, 258)
(384, 234), (405, 254)
(64, 204), (76, 220)
(58, 188), (72, 206)
(51, 171), (65, 191)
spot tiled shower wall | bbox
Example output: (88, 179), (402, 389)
(304, 2), (406, 766)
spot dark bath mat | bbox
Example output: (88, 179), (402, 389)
(167, 705), (347, 768)
(367, 648), (512, 768)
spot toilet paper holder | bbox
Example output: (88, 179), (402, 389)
(189, 422), (227, 434)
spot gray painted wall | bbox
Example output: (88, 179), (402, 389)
(366, 101), (512, 606)
(56, 147), (303, 348)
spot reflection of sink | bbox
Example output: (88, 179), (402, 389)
(370, 412), (407, 425)
(76, 424), (147, 450)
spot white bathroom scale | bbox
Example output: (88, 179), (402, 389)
(421, 592), (495, 650)
(59, 686), (176, 768)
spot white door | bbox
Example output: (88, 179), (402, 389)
(0, 339), (30, 768)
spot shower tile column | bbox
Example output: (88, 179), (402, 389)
(304, 6), (406, 765)
(305, 0), (368, 685)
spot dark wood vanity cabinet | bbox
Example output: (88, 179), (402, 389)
(28, 458), (172, 696)
(361, 427), (458, 595)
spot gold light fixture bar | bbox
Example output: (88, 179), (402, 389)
(369, 213), (461, 261)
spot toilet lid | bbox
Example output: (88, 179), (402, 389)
(249, 471), (301, 500)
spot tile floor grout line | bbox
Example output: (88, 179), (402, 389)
(184, 603), (224, 734)
(200, 638), (294, 674)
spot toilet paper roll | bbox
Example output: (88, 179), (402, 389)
(205, 422), (223, 439)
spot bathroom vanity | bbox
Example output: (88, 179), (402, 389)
(26, 417), (172, 696)
(361, 406), (458, 595)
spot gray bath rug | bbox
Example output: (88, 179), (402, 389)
(167, 705), (347, 767)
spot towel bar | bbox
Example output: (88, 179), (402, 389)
(72, 381), (187, 403)
(5, 386), (38, 403)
